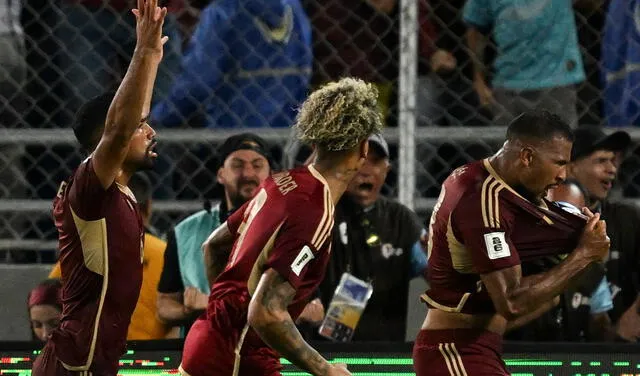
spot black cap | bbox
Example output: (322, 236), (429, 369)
(368, 133), (389, 158)
(571, 126), (631, 161)
(217, 133), (273, 169)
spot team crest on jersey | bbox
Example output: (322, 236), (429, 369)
(483, 232), (511, 260)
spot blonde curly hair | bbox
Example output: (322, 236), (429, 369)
(294, 77), (384, 151)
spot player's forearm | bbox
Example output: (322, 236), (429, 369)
(509, 252), (592, 316)
(505, 297), (559, 332)
(156, 294), (200, 326)
(203, 223), (234, 285)
(466, 28), (487, 82)
(204, 246), (230, 286)
(104, 49), (161, 144)
(250, 310), (331, 376)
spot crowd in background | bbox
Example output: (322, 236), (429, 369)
(4, 0), (640, 345)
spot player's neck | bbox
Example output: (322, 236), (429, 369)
(312, 162), (358, 205)
(115, 169), (133, 186)
(487, 153), (519, 188)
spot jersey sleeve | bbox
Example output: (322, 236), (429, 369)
(264, 198), (330, 290)
(67, 158), (112, 220)
(226, 200), (250, 235)
(452, 191), (521, 274)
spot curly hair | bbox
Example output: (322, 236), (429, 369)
(294, 77), (384, 152)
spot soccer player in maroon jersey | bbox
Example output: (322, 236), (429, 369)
(31, 1), (168, 375)
(413, 111), (610, 376)
(178, 78), (383, 376)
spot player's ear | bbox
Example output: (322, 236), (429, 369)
(216, 167), (226, 185)
(520, 147), (534, 167)
(359, 138), (369, 160)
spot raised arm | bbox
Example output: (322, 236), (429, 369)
(92, 0), (167, 189)
(248, 269), (348, 376)
(481, 215), (609, 320)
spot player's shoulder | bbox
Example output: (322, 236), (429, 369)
(444, 160), (493, 197)
(265, 166), (331, 216)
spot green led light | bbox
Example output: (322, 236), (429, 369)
(571, 362), (582, 366)
(613, 361), (630, 366)
(163, 357), (170, 361)
(282, 374), (416, 376)
(504, 361), (563, 366)
(126, 350), (135, 355)
(589, 362), (601, 366)
(281, 358), (413, 365)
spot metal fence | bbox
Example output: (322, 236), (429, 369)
(1, 0), (640, 260)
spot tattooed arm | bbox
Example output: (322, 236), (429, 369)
(248, 269), (349, 376)
(202, 222), (235, 286)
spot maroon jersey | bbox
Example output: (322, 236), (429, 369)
(423, 159), (586, 314)
(48, 158), (143, 374)
(208, 165), (334, 356)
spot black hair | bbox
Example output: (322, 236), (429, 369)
(506, 111), (574, 143)
(72, 92), (116, 153)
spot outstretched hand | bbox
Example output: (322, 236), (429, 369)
(132, 0), (169, 57)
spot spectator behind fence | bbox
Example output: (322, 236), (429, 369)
(54, 0), (183, 125)
(49, 172), (177, 340)
(464, 0), (587, 127)
(304, 0), (456, 126)
(0, 0), (29, 262)
(150, 0), (312, 128)
(505, 179), (614, 342)
(317, 134), (424, 341)
(601, 0), (640, 126)
(28, 279), (63, 342)
(156, 133), (273, 336)
(568, 126), (640, 342)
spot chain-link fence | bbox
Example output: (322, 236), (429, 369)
(2, 0), (640, 261)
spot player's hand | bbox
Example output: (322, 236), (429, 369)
(132, 0), (168, 58)
(576, 213), (609, 262)
(183, 286), (208, 312)
(326, 363), (351, 376)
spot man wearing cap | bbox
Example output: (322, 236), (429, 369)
(156, 133), (273, 336)
(315, 134), (425, 341)
(569, 126), (640, 342)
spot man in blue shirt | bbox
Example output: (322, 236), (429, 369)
(150, 0), (312, 129)
(463, 0), (586, 127)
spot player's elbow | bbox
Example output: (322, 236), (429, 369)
(496, 299), (522, 321)
(247, 298), (282, 331)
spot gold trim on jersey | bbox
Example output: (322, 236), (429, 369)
(312, 186), (334, 250)
(483, 158), (554, 224)
(177, 364), (191, 376)
(420, 292), (471, 313)
(447, 218), (473, 274)
(232, 324), (251, 376)
(247, 222), (284, 296)
(62, 208), (109, 371)
(116, 183), (137, 203)
(480, 176), (505, 229)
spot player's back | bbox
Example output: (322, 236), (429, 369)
(48, 158), (144, 374)
(424, 159), (586, 314)
(209, 164), (334, 347)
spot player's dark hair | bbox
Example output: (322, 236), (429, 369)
(506, 111), (574, 143)
(128, 172), (152, 207)
(72, 92), (115, 153)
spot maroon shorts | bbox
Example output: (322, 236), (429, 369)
(32, 343), (114, 376)
(180, 317), (282, 376)
(413, 329), (510, 376)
